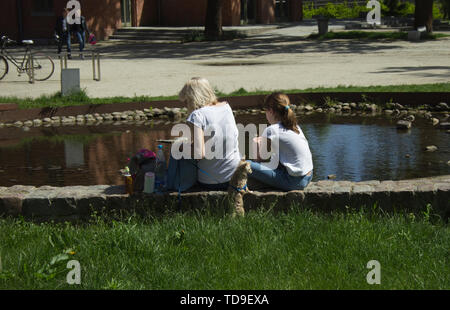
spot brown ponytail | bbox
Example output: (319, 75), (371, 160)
(264, 93), (300, 134)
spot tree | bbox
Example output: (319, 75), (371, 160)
(415, 0), (434, 32)
(439, 0), (450, 19)
(204, 0), (224, 40)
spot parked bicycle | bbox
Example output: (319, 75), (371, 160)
(0, 36), (55, 81)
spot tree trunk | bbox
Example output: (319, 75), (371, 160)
(415, 0), (434, 32)
(205, 0), (223, 40)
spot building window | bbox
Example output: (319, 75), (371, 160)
(33, 0), (54, 14)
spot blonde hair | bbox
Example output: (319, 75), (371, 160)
(179, 77), (218, 113)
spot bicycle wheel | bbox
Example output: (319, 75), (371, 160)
(26, 53), (54, 81)
(0, 56), (8, 81)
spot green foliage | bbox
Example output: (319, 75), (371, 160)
(304, 1), (370, 19)
(303, 0), (448, 19)
(433, 1), (445, 19)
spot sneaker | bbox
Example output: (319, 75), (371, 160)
(80, 54), (84, 60)
(67, 54), (72, 60)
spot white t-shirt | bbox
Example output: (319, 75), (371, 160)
(187, 103), (241, 184)
(262, 122), (313, 177)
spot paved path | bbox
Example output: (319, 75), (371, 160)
(1, 22), (449, 99)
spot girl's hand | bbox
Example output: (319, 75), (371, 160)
(252, 136), (271, 162)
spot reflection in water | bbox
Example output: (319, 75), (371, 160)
(64, 140), (85, 168)
(0, 114), (449, 187)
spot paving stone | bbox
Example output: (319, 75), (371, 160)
(352, 185), (372, 193)
(316, 180), (337, 188)
(416, 184), (435, 192)
(434, 183), (450, 191)
(357, 180), (381, 186)
(334, 186), (352, 193)
(335, 181), (353, 187)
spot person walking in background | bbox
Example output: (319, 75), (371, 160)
(70, 8), (91, 59)
(54, 8), (72, 59)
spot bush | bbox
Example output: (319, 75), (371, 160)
(303, 0), (448, 20)
(303, 1), (370, 19)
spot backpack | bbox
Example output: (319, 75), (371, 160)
(128, 149), (156, 192)
(166, 155), (197, 193)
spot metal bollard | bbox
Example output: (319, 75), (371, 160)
(28, 55), (34, 84)
(60, 53), (68, 75)
(92, 52), (101, 81)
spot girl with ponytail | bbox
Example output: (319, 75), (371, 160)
(248, 93), (313, 191)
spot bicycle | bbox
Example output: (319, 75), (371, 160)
(0, 35), (55, 81)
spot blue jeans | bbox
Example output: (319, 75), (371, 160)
(57, 32), (71, 54)
(248, 160), (313, 191)
(74, 31), (85, 52)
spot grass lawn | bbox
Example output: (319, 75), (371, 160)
(307, 30), (450, 41)
(0, 83), (449, 110)
(0, 207), (448, 290)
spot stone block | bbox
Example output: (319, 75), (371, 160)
(408, 31), (421, 41)
(316, 180), (337, 188)
(61, 68), (81, 96)
(303, 192), (334, 211)
(352, 185), (372, 193)
(434, 183), (450, 191)
(417, 184), (435, 192)
(0, 196), (23, 216)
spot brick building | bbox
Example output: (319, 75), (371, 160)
(1, 0), (303, 41)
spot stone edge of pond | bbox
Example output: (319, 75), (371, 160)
(1, 102), (449, 130)
(0, 175), (449, 222)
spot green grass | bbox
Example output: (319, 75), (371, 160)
(1, 83), (449, 111)
(307, 31), (450, 41)
(0, 90), (179, 110)
(0, 207), (448, 290)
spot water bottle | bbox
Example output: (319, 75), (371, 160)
(155, 144), (167, 192)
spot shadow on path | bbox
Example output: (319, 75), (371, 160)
(371, 66), (450, 78)
(90, 37), (404, 61)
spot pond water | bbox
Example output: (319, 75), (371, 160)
(0, 113), (449, 187)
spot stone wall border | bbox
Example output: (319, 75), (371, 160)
(0, 175), (448, 223)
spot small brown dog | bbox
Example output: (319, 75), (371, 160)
(228, 159), (252, 217)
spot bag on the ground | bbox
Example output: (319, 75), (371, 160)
(88, 33), (97, 45)
(128, 149), (156, 192)
(166, 154), (197, 193)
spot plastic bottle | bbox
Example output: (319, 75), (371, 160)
(155, 144), (167, 192)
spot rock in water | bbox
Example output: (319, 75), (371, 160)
(439, 122), (450, 130)
(437, 102), (449, 111)
(327, 174), (337, 180)
(404, 115), (415, 122)
(396, 120), (412, 129)
(431, 118), (439, 126)
(425, 145), (438, 152)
